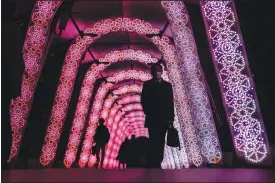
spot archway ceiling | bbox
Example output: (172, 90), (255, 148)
(59, 1), (171, 63)
(15, 0), (200, 68)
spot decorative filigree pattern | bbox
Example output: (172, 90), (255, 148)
(99, 49), (158, 64)
(161, 1), (222, 164)
(200, 1), (269, 163)
(9, 1), (61, 161)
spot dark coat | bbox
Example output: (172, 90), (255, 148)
(94, 125), (110, 146)
(141, 78), (175, 128)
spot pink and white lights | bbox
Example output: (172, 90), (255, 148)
(200, 1), (270, 163)
(161, 1), (222, 164)
(13, 0), (269, 168)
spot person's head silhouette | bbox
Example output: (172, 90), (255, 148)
(98, 118), (105, 125)
(151, 63), (163, 80)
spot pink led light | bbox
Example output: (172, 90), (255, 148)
(161, 1), (222, 164)
(78, 70), (151, 167)
(9, 1), (61, 161)
(66, 83), (142, 168)
(21, 4), (201, 166)
(200, 1), (270, 163)
(85, 88), (145, 168)
(41, 18), (157, 166)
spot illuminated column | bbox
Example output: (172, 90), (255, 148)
(161, 1), (222, 164)
(9, 1), (62, 161)
(200, 1), (271, 164)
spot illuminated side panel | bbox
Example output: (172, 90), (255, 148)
(79, 70), (151, 167)
(200, 1), (270, 164)
(39, 36), (98, 165)
(161, 1), (222, 164)
(9, 1), (62, 161)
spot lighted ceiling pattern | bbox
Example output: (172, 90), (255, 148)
(9, 0), (269, 168)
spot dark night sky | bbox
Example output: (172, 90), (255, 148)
(16, 0), (274, 163)
(235, 0), (274, 144)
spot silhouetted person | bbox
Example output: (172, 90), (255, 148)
(141, 63), (174, 168)
(93, 118), (110, 168)
(127, 135), (137, 168)
(2, 1), (25, 170)
(117, 138), (129, 169)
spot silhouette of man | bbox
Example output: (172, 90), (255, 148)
(2, 1), (25, 170)
(141, 63), (174, 168)
(117, 138), (129, 169)
(93, 118), (110, 168)
(127, 135), (137, 168)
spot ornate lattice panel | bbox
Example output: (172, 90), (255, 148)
(161, 1), (222, 164)
(200, 1), (270, 163)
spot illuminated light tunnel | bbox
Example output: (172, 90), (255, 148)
(78, 70), (153, 167)
(28, 16), (206, 167)
(8, 0), (271, 172)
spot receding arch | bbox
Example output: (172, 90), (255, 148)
(37, 18), (202, 167)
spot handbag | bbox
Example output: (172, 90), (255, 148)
(167, 124), (181, 150)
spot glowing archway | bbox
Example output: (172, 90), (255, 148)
(14, 0), (268, 168)
(102, 103), (146, 169)
(38, 17), (205, 167)
(64, 49), (159, 167)
(76, 68), (189, 168)
(64, 46), (189, 168)
(77, 70), (151, 167)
